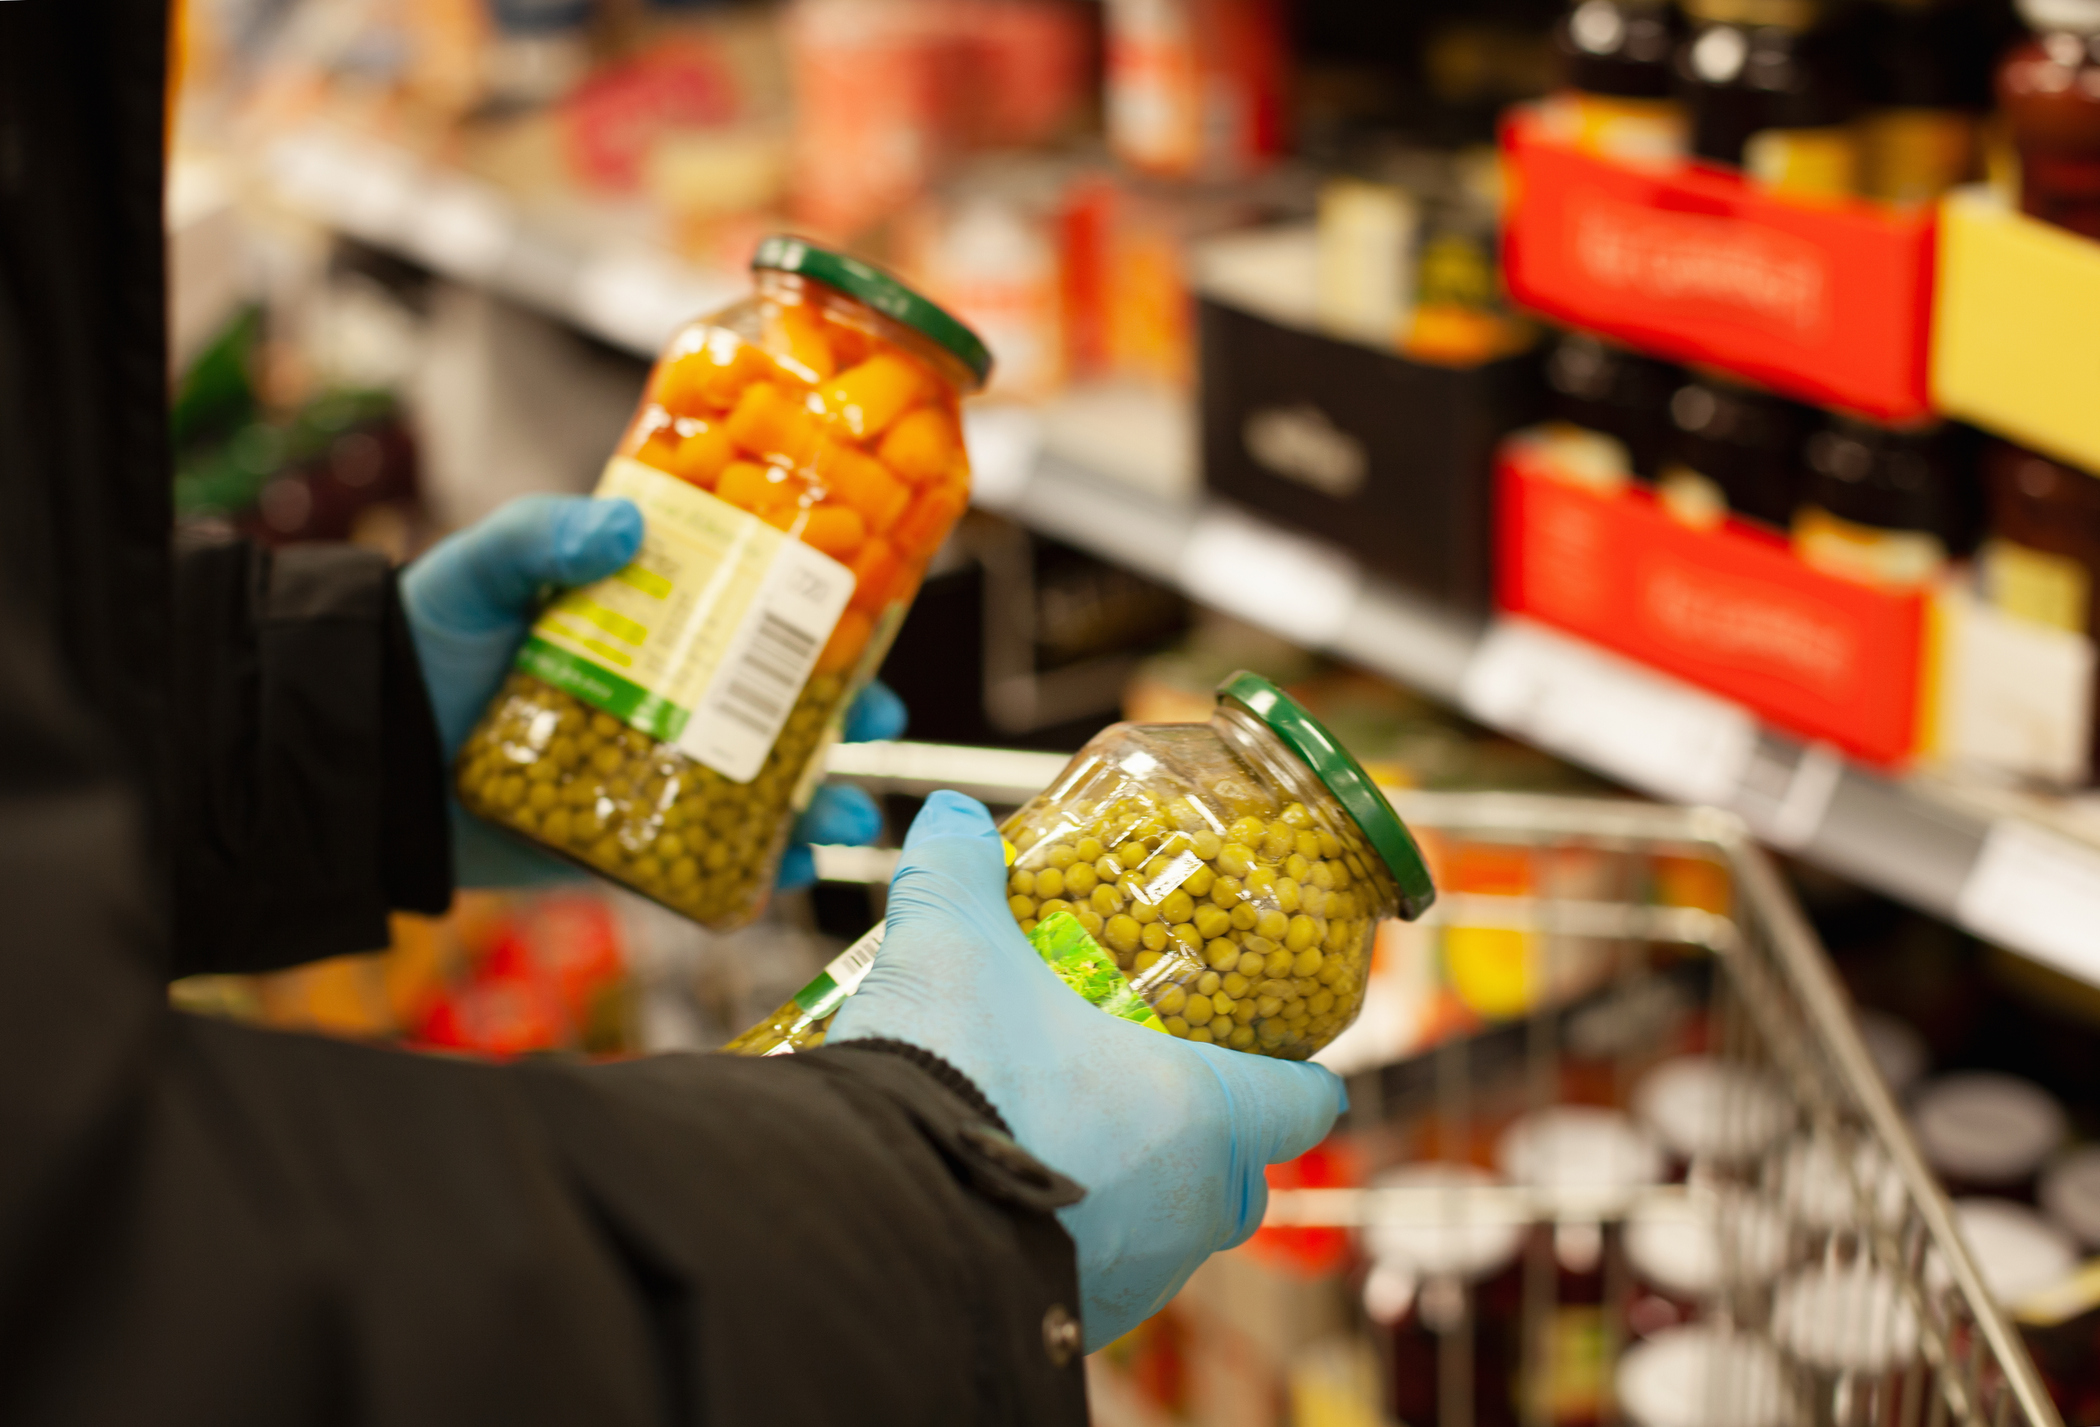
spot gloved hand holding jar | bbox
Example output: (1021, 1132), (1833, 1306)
(427, 237), (979, 912)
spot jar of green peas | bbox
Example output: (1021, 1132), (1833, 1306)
(727, 672), (1435, 1061)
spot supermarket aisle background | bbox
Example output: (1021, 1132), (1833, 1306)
(158, 0), (2100, 1421)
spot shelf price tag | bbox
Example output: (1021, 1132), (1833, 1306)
(1177, 508), (1362, 649)
(1462, 619), (1756, 807)
(1957, 821), (2100, 986)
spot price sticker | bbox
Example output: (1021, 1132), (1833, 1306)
(1957, 821), (2100, 986)
(1178, 507), (1362, 649)
(1462, 619), (1756, 807)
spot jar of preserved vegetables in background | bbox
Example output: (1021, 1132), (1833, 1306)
(1979, 440), (2100, 784)
(1858, 0), (1996, 204)
(456, 236), (990, 929)
(2000, 0), (2100, 240)
(1677, 0), (1860, 197)
(1660, 372), (1811, 531)
(1548, 0), (1689, 163)
(1545, 330), (1684, 484)
(727, 672), (1437, 1061)
(1793, 414), (1980, 589)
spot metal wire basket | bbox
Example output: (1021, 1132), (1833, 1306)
(824, 747), (2063, 1427)
(1262, 791), (2064, 1427)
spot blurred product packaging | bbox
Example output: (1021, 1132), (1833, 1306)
(1104, 0), (1286, 180)
(1541, 0), (1688, 164)
(788, 0), (1092, 239)
(903, 162), (1073, 399)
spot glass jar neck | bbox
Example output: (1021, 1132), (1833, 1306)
(1210, 702), (1403, 910)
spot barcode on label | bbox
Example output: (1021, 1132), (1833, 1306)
(826, 924), (885, 995)
(715, 613), (817, 734)
(789, 923), (886, 1020)
(679, 536), (855, 782)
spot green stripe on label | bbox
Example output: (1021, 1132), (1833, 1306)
(793, 973), (845, 1017)
(516, 637), (691, 742)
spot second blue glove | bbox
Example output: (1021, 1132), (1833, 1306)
(829, 791), (1346, 1350)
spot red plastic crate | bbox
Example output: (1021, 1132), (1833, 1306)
(1501, 115), (1936, 422)
(1497, 446), (1926, 767)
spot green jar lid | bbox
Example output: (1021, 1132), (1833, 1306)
(751, 235), (993, 390)
(1216, 671), (1437, 921)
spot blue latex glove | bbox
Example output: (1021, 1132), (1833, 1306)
(829, 791), (1346, 1351)
(401, 494), (904, 890)
(775, 679), (907, 892)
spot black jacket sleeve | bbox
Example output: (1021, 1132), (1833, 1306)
(170, 538), (453, 977)
(0, 610), (1089, 1426)
(3, 0), (454, 980)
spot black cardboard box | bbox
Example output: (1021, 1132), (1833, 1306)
(1198, 297), (1541, 614)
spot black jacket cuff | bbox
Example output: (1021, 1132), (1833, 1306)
(517, 1043), (1092, 1423)
(170, 541), (451, 976)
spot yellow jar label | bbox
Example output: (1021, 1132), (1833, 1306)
(1744, 126), (1858, 199)
(1658, 465), (1727, 530)
(517, 456), (855, 783)
(1529, 1305), (1608, 1425)
(1793, 505), (1946, 589)
(1859, 106), (1978, 205)
(1541, 90), (1687, 166)
(1982, 538), (2092, 635)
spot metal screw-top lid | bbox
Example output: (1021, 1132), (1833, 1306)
(2042, 1144), (2100, 1247)
(1214, 671), (1436, 920)
(1364, 1163), (1525, 1281)
(1772, 1262), (1921, 1372)
(1617, 1327), (1789, 1427)
(1633, 1055), (1794, 1165)
(1911, 1072), (2066, 1184)
(751, 234), (993, 389)
(1927, 1198), (2078, 1306)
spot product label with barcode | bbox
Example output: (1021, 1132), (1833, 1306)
(515, 456), (855, 783)
(792, 924), (887, 1022)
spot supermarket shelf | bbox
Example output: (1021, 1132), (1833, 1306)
(253, 126), (2100, 985)
(972, 443), (2100, 988)
(260, 127), (737, 358)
